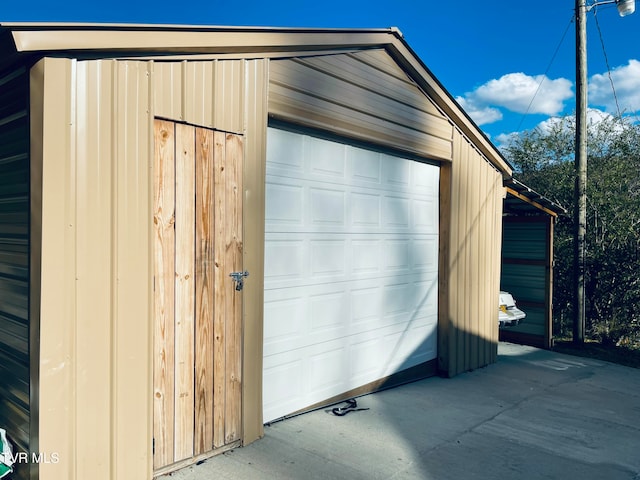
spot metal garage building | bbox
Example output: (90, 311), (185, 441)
(0, 23), (512, 480)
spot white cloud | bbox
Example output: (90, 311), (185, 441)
(589, 59), (640, 114)
(494, 132), (518, 146)
(455, 96), (503, 125)
(470, 73), (573, 115)
(457, 72), (574, 128)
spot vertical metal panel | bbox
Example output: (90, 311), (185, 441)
(214, 60), (244, 133)
(0, 64), (30, 480)
(111, 60), (153, 480)
(442, 128), (503, 377)
(183, 61), (215, 127)
(241, 58), (268, 445)
(33, 57), (76, 480)
(154, 62), (183, 122)
(74, 59), (114, 479)
(268, 49), (453, 161)
(35, 58), (153, 480)
(154, 60), (244, 134)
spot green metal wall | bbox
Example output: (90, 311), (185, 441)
(0, 65), (30, 463)
(500, 217), (553, 348)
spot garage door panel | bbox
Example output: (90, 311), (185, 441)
(413, 198), (438, 230)
(266, 128), (304, 170)
(263, 358), (305, 420)
(383, 196), (411, 228)
(382, 325), (437, 371)
(413, 238), (439, 272)
(310, 188), (346, 226)
(265, 233), (437, 288)
(308, 347), (350, 394)
(306, 135), (346, 177)
(351, 148), (382, 183)
(352, 192), (381, 227)
(264, 239), (305, 280)
(265, 182), (304, 225)
(310, 240), (347, 277)
(352, 239), (383, 274)
(263, 295), (304, 342)
(310, 290), (350, 331)
(266, 185), (435, 236)
(264, 127), (438, 422)
(382, 154), (412, 186)
(265, 279), (434, 353)
(352, 286), (383, 322)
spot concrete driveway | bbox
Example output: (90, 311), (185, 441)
(162, 343), (640, 480)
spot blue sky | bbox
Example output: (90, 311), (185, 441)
(2, 0), (638, 143)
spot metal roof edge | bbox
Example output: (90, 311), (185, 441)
(504, 177), (567, 217)
(0, 22), (397, 33)
(382, 33), (514, 176)
(0, 23), (399, 53)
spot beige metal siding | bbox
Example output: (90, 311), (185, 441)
(31, 55), (269, 480)
(154, 60), (244, 134)
(268, 49), (453, 161)
(439, 128), (504, 377)
(32, 57), (153, 480)
(0, 65), (30, 480)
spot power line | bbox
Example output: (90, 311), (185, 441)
(515, 14), (574, 132)
(592, 5), (623, 118)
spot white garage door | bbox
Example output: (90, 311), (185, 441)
(263, 127), (439, 423)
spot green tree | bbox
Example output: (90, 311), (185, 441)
(502, 114), (640, 346)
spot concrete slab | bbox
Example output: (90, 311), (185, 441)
(160, 343), (640, 479)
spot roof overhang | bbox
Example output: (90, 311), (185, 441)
(504, 178), (567, 217)
(0, 22), (513, 175)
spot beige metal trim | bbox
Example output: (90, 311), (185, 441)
(29, 58), (44, 480)
(34, 57), (76, 480)
(505, 187), (559, 218)
(10, 28), (396, 54)
(115, 49), (371, 62)
(241, 59), (269, 445)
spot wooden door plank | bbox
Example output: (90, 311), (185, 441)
(194, 127), (215, 455)
(153, 119), (176, 469)
(174, 123), (196, 461)
(212, 131), (227, 448)
(224, 133), (243, 444)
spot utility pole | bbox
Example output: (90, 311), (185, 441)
(574, 0), (588, 344)
(572, 0), (635, 344)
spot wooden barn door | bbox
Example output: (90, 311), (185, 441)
(153, 119), (243, 472)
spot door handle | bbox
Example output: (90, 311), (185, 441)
(229, 271), (249, 291)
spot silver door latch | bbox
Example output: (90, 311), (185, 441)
(229, 271), (249, 291)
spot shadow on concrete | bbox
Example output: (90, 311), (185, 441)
(162, 343), (640, 479)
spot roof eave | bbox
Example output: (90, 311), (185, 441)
(0, 23), (511, 175)
(3, 23), (398, 55)
(383, 34), (513, 176)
